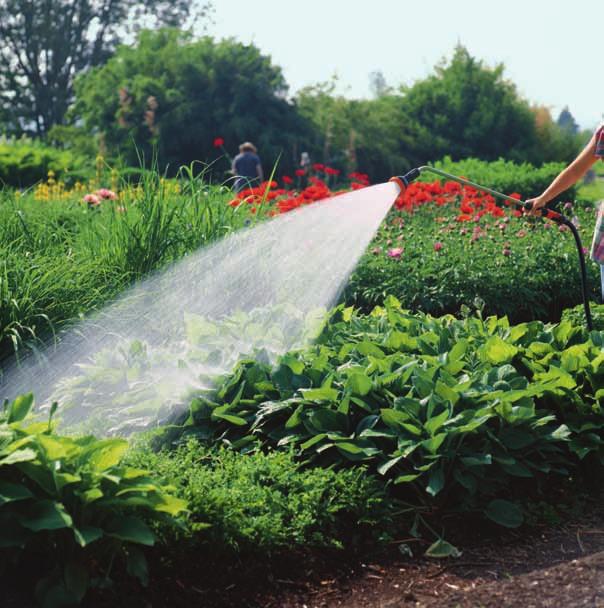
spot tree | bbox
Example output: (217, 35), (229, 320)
(399, 45), (539, 163)
(73, 29), (314, 175)
(369, 70), (390, 98)
(297, 80), (420, 181)
(0, 0), (212, 136)
(556, 106), (579, 135)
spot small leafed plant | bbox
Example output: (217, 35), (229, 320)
(0, 393), (187, 607)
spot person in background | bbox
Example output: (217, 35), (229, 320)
(232, 142), (263, 192)
(527, 121), (604, 300)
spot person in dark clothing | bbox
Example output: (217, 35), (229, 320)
(232, 142), (263, 192)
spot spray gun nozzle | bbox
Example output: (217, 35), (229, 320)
(389, 168), (422, 194)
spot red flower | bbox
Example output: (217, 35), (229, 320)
(282, 176), (293, 185)
(312, 163), (325, 171)
(213, 137), (225, 148)
(295, 169), (305, 177)
(324, 167), (340, 176)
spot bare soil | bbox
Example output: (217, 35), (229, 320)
(4, 501), (604, 607)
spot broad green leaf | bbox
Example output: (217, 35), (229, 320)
(434, 381), (459, 406)
(212, 412), (248, 426)
(73, 525), (103, 547)
(484, 499), (524, 528)
(424, 409), (450, 435)
(426, 467), (445, 496)
(0, 480), (33, 504)
(106, 516), (156, 546)
(394, 473), (421, 484)
(280, 353), (305, 375)
(346, 372), (373, 397)
(421, 434), (446, 454)
(0, 447), (37, 466)
(481, 336), (519, 365)
(301, 387), (339, 402)
(86, 439), (129, 471)
(7, 393), (34, 423)
(20, 500), (73, 531)
(425, 538), (461, 558)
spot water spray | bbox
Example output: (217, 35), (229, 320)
(389, 167), (594, 331)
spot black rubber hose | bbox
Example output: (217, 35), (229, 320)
(559, 216), (594, 331)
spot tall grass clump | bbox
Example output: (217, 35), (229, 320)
(0, 168), (239, 367)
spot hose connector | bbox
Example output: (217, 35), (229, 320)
(389, 168), (422, 194)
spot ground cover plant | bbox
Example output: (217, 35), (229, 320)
(167, 297), (604, 545)
(128, 440), (393, 555)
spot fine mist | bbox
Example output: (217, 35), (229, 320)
(1, 182), (399, 435)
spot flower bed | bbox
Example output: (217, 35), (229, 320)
(347, 182), (599, 323)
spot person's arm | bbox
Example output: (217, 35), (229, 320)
(527, 131), (600, 215)
(232, 157), (238, 175)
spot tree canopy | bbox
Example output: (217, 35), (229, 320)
(73, 29), (313, 175)
(0, 0), (211, 136)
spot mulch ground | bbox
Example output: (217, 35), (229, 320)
(4, 500), (604, 607)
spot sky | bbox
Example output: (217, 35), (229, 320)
(206, 0), (604, 130)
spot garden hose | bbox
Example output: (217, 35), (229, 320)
(389, 167), (594, 331)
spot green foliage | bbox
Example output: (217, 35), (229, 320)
(346, 202), (598, 323)
(0, 1), (210, 136)
(73, 29), (312, 176)
(296, 47), (580, 181)
(425, 156), (576, 202)
(0, 394), (186, 607)
(0, 174), (240, 366)
(0, 138), (90, 188)
(129, 440), (392, 553)
(171, 298), (604, 531)
(562, 303), (604, 331)
(398, 46), (579, 165)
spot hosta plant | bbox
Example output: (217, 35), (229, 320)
(174, 298), (604, 533)
(0, 394), (187, 607)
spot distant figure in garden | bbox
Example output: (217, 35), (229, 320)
(232, 142), (263, 192)
(528, 121), (604, 295)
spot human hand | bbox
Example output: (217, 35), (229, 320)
(525, 196), (547, 217)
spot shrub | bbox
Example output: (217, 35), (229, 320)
(129, 440), (392, 554)
(423, 156), (575, 203)
(0, 138), (90, 188)
(0, 394), (186, 607)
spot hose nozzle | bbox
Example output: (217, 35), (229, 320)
(389, 168), (422, 194)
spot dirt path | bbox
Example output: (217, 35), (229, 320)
(255, 507), (604, 608)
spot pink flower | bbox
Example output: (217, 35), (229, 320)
(96, 188), (117, 200)
(387, 247), (404, 259)
(503, 248), (511, 256)
(83, 193), (100, 206)
(433, 242), (443, 252)
(516, 230), (527, 238)
(371, 247), (381, 255)
(564, 202), (573, 210)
